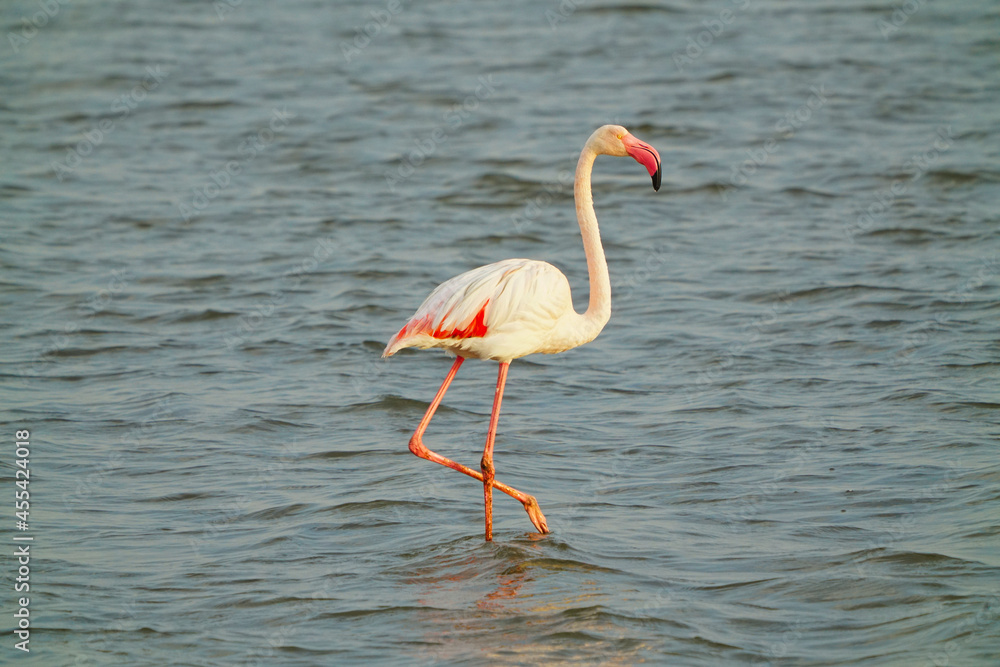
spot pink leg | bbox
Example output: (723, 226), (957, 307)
(408, 357), (549, 536)
(480, 362), (509, 541)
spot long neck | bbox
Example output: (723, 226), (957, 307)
(574, 144), (611, 332)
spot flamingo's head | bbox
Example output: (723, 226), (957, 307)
(589, 125), (662, 191)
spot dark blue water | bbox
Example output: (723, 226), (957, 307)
(2, 0), (999, 664)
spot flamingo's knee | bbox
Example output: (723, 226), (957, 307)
(480, 456), (494, 480)
(409, 435), (428, 457)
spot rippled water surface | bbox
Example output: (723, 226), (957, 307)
(3, 0), (1000, 664)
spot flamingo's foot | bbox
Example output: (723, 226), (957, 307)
(523, 496), (550, 534)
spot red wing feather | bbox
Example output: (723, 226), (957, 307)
(394, 300), (490, 342)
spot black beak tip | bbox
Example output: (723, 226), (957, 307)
(652, 166), (661, 192)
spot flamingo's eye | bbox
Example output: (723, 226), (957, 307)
(616, 134), (624, 140)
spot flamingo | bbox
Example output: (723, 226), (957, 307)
(383, 125), (661, 541)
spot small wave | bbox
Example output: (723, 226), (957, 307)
(45, 344), (149, 358)
(780, 186), (840, 198)
(863, 549), (983, 570)
(136, 491), (219, 503)
(865, 227), (946, 244)
(173, 309), (239, 323)
(925, 169), (1000, 188)
(782, 284), (912, 303)
(501, 558), (623, 576)
(303, 449), (375, 461)
(244, 503), (315, 521)
(165, 99), (241, 110)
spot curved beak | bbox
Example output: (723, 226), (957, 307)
(623, 133), (662, 191)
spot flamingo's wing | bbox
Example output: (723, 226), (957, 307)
(383, 258), (569, 357)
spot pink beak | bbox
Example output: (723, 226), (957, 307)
(623, 133), (662, 191)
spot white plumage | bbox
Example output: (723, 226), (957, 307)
(383, 257), (589, 361)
